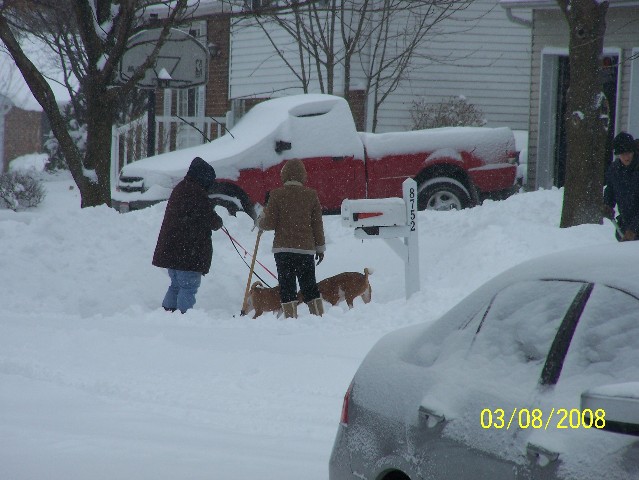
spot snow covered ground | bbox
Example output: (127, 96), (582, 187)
(0, 171), (615, 479)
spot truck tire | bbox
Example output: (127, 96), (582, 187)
(418, 177), (471, 211)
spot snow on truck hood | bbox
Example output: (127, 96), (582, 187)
(119, 94), (364, 188)
(360, 126), (516, 163)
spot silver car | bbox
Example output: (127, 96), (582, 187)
(329, 242), (639, 480)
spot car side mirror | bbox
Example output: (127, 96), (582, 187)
(275, 140), (292, 153)
(418, 405), (445, 428)
(580, 382), (639, 436)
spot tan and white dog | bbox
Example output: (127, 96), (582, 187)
(247, 268), (373, 318)
(313, 268), (373, 309)
(245, 281), (282, 319)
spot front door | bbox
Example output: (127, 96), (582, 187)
(538, 50), (620, 189)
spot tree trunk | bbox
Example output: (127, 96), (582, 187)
(558, 0), (609, 228)
(0, 0), (189, 209)
(81, 87), (116, 207)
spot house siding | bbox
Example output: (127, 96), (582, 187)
(229, 0), (532, 133)
(375, 0), (532, 133)
(229, 15), (345, 100)
(527, 7), (639, 190)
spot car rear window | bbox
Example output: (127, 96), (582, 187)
(467, 280), (585, 385)
(559, 284), (639, 381)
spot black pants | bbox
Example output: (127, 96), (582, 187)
(616, 216), (624, 242)
(614, 215), (635, 242)
(274, 252), (320, 303)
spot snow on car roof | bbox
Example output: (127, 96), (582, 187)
(120, 94), (359, 183)
(486, 241), (639, 295)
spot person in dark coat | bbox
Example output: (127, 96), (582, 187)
(153, 157), (223, 313)
(603, 132), (639, 241)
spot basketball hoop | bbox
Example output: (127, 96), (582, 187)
(118, 28), (209, 90)
(156, 67), (173, 89)
(117, 28), (210, 157)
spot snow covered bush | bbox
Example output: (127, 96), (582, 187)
(0, 171), (46, 210)
(409, 96), (487, 130)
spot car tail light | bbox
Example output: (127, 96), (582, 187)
(340, 382), (353, 425)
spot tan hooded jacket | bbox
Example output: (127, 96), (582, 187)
(259, 159), (326, 255)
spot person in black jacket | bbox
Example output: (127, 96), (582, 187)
(603, 132), (639, 241)
(153, 157), (223, 312)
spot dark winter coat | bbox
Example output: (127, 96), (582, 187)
(604, 154), (639, 234)
(152, 159), (223, 274)
(258, 159), (326, 255)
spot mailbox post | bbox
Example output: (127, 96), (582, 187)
(341, 178), (420, 299)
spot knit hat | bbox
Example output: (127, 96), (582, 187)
(613, 132), (636, 155)
(280, 159), (307, 184)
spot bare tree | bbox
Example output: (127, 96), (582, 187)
(556, 0), (609, 228)
(230, 0), (471, 131)
(0, 0), (193, 207)
(0, 52), (33, 108)
(360, 0), (471, 131)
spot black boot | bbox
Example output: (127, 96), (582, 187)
(163, 307), (177, 313)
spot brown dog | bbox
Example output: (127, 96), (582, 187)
(313, 268), (373, 308)
(248, 268), (373, 318)
(246, 281), (282, 319)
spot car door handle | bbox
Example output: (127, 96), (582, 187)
(332, 156), (346, 161)
(419, 405), (446, 428)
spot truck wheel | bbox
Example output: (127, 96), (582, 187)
(418, 177), (471, 211)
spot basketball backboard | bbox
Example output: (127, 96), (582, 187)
(118, 28), (209, 89)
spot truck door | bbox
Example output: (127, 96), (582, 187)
(279, 102), (366, 211)
(302, 154), (365, 211)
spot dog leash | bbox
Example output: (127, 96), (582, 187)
(221, 227), (277, 285)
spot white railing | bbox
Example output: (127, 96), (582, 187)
(111, 114), (227, 186)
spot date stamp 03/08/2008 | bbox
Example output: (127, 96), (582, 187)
(480, 408), (606, 430)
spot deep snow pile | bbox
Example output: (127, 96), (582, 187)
(0, 171), (614, 479)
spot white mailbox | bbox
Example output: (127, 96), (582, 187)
(341, 179), (420, 300)
(341, 198), (407, 228)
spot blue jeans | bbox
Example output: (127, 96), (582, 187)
(162, 269), (202, 313)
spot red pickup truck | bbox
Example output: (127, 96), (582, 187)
(112, 94), (518, 218)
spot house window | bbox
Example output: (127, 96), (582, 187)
(177, 87), (201, 118)
(179, 20), (206, 42)
(245, 0), (273, 11)
(172, 20), (206, 119)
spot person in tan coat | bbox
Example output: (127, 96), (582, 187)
(258, 159), (326, 318)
